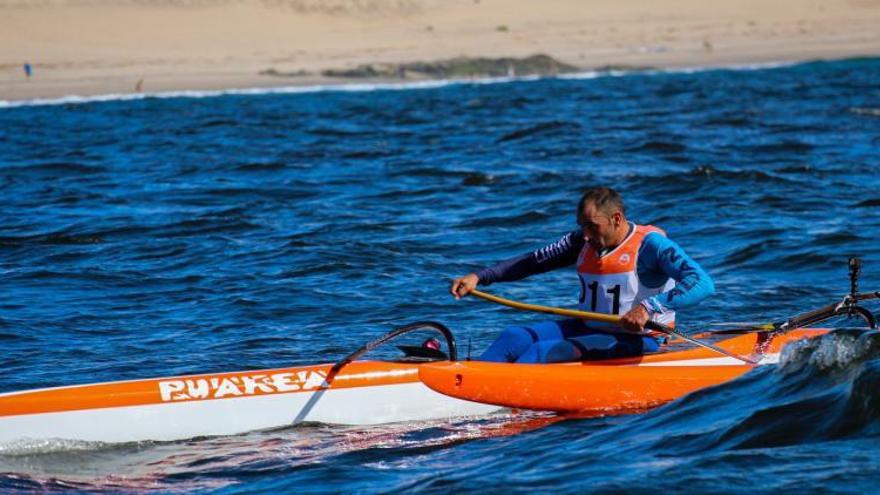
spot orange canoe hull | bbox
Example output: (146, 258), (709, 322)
(419, 329), (827, 413)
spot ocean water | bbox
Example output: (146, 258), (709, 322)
(1, 58), (880, 493)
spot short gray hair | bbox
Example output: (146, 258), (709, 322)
(577, 187), (626, 216)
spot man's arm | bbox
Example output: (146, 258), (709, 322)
(450, 230), (583, 298)
(637, 232), (715, 314)
(477, 230), (584, 284)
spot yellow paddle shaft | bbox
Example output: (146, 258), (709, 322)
(470, 289), (624, 326)
(468, 288), (760, 364)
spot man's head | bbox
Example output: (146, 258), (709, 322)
(577, 187), (628, 251)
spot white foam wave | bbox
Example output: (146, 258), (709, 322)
(0, 437), (110, 456)
(0, 60), (799, 110)
(779, 329), (879, 371)
(559, 60), (795, 80)
(0, 75), (536, 110)
(756, 352), (781, 365)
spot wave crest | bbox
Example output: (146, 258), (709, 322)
(779, 328), (880, 373)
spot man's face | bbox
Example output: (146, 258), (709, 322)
(578, 201), (619, 251)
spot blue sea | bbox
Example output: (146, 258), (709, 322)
(1, 58), (880, 493)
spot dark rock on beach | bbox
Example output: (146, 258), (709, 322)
(324, 54), (579, 78)
(261, 54), (581, 80)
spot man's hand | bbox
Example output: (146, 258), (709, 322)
(619, 304), (650, 333)
(450, 273), (480, 300)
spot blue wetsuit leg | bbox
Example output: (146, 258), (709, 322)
(479, 319), (588, 363)
(516, 331), (662, 364)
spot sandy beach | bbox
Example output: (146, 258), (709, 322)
(2, 0), (880, 101)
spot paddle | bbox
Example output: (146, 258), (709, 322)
(468, 289), (757, 364)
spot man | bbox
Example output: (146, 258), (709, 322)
(450, 187), (714, 364)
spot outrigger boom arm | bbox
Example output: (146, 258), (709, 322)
(717, 257), (878, 334)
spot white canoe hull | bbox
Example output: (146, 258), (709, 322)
(0, 361), (499, 445)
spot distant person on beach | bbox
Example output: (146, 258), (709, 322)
(450, 187), (715, 363)
(135, 77), (144, 93)
(23, 62), (32, 79)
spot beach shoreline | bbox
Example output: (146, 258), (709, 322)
(2, 0), (880, 102)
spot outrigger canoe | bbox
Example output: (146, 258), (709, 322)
(427, 264), (876, 413)
(2, 259), (873, 446)
(0, 323), (827, 446)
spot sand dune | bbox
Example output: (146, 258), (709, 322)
(2, 0), (879, 100)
